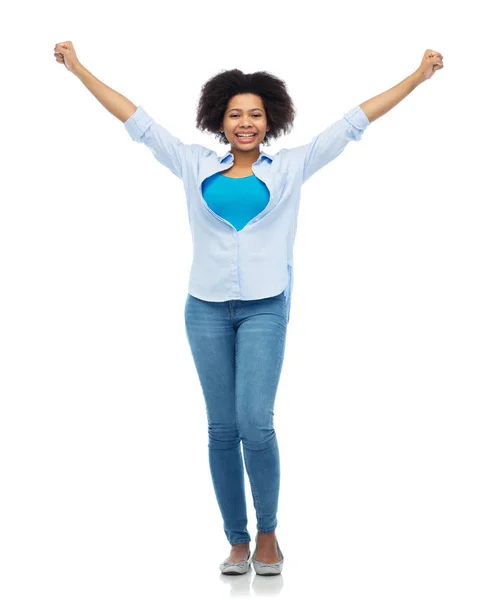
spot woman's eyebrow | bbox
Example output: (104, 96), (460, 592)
(227, 108), (264, 112)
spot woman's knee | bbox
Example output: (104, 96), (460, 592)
(207, 425), (241, 450)
(239, 421), (277, 449)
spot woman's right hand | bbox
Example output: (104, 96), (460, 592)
(53, 41), (81, 73)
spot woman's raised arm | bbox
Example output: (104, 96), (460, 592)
(53, 41), (137, 123)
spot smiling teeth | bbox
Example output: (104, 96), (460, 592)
(237, 133), (255, 137)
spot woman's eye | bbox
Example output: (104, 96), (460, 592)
(231, 115), (261, 118)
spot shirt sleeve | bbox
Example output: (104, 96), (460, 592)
(124, 105), (189, 179)
(297, 105), (370, 185)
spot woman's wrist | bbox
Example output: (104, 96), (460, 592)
(71, 62), (85, 78)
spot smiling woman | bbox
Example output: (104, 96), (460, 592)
(64, 39), (445, 576)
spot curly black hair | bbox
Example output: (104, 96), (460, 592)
(195, 69), (296, 147)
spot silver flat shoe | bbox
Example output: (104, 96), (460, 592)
(252, 533), (284, 576)
(219, 549), (251, 575)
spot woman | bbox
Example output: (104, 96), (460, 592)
(53, 42), (444, 576)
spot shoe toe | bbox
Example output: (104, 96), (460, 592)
(219, 550), (251, 575)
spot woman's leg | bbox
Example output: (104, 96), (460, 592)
(184, 293), (251, 546)
(234, 292), (288, 534)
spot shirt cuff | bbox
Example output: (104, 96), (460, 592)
(343, 105), (370, 140)
(124, 105), (154, 142)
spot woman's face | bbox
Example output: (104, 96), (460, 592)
(220, 93), (269, 151)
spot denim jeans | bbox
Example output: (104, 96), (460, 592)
(184, 291), (288, 546)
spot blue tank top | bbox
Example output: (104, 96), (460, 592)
(201, 172), (269, 232)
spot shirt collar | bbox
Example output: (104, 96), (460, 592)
(218, 149), (274, 163)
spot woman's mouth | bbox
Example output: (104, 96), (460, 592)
(235, 133), (257, 143)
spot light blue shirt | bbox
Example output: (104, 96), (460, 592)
(124, 104), (370, 323)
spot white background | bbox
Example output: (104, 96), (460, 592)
(1, 0), (477, 598)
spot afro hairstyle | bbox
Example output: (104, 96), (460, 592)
(195, 68), (297, 146)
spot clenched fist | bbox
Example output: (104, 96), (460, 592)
(417, 49), (444, 81)
(53, 41), (81, 73)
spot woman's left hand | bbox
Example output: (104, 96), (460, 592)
(416, 49), (444, 81)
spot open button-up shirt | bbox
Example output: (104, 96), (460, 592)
(124, 104), (370, 323)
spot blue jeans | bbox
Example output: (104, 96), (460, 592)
(184, 291), (288, 546)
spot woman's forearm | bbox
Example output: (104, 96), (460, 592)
(73, 64), (138, 123)
(359, 70), (424, 123)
